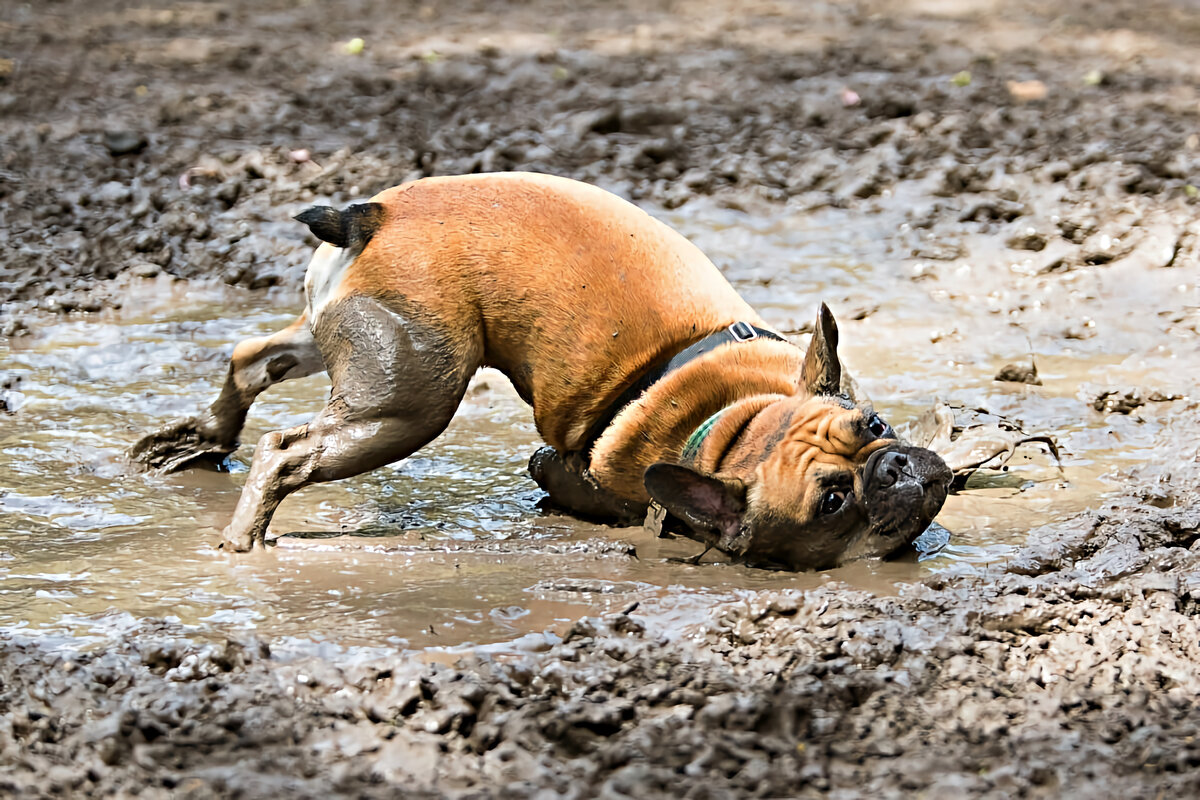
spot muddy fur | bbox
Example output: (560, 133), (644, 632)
(132, 172), (770, 549)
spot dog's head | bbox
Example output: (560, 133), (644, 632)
(643, 305), (952, 571)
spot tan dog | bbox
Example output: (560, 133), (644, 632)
(129, 172), (950, 569)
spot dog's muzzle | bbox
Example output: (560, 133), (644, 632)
(862, 443), (952, 550)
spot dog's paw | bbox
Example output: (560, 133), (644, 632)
(127, 415), (237, 474)
(527, 445), (561, 488)
(218, 529), (256, 552)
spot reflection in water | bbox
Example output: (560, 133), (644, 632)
(0, 200), (1187, 655)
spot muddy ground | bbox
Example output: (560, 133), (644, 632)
(2, 0), (1200, 797)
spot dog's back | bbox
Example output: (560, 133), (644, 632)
(303, 172), (762, 451)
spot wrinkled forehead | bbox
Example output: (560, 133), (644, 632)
(777, 397), (887, 468)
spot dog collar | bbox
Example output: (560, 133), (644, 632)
(681, 408), (725, 466)
(582, 321), (785, 457)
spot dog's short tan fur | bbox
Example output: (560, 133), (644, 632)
(130, 172), (949, 568)
(346, 174), (762, 450)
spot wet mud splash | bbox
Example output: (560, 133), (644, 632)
(4, 193), (1181, 655)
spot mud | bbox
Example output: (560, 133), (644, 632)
(3, 0), (1200, 796)
(4, 0), (1200, 317)
(3, 435), (1199, 798)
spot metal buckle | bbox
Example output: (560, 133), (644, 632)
(728, 321), (758, 342)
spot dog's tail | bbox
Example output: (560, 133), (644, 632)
(295, 202), (385, 254)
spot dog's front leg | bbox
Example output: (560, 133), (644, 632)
(528, 447), (646, 524)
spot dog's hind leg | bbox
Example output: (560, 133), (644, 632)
(219, 294), (480, 551)
(128, 313), (325, 473)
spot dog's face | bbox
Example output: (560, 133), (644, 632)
(644, 305), (952, 571)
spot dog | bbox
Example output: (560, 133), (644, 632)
(129, 172), (951, 569)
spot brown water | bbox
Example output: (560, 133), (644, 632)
(1, 198), (1192, 656)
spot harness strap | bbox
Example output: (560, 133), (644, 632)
(680, 408), (726, 466)
(581, 321), (785, 457)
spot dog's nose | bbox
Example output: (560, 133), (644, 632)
(873, 451), (909, 488)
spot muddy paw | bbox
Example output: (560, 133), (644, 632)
(127, 415), (237, 473)
(527, 445), (562, 489)
(219, 526), (257, 552)
(528, 446), (646, 523)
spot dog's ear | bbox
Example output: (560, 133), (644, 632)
(644, 463), (747, 548)
(801, 303), (841, 396)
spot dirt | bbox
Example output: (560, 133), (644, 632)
(2, 0), (1200, 796)
(3, 437), (1200, 798)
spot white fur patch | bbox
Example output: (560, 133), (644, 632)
(303, 242), (353, 325)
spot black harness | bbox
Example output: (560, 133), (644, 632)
(580, 321), (786, 456)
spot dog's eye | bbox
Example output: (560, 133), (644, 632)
(867, 413), (890, 438)
(820, 489), (849, 516)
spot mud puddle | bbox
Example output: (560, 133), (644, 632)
(0, 198), (1187, 655)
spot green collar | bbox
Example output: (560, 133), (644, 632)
(681, 409), (725, 465)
